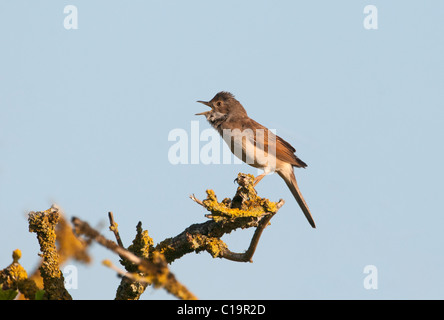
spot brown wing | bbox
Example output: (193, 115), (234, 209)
(246, 119), (307, 168)
(276, 135), (307, 168)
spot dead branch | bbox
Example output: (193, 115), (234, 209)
(28, 205), (72, 300)
(156, 173), (284, 264)
(114, 220), (154, 300)
(3, 172), (284, 300)
(108, 211), (124, 248)
(0, 249), (40, 300)
(71, 217), (197, 300)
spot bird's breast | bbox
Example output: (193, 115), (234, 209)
(220, 128), (276, 171)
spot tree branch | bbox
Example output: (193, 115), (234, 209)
(114, 220), (154, 300)
(28, 205), (72, 300)
(108, 211), (124, 248)
(219, 205), (280, 262)
(71, 217), (197, 300)
(157, 173), (284, 264)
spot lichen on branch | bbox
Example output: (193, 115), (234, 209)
(0, 249), (45, 300)
(201, 174), (280, 222)
(28, 205), (72, 300)
(71, 217), (197, 300)
(157, 173), (284, 263)
(115, 221), (155, 300)
(1, 172), (284, 300)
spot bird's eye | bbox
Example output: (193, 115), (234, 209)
(216, 101), (221, 107)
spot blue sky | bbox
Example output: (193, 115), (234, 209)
(1, 1), (443, 299)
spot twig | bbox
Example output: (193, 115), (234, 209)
(108, 211), (124, 247)
(219, 207), (279, 262)
(103, 259), (133, 279)
(276, 199), (286, 210)
(189, 194), (205, 207)
(103, 259), (156, 286)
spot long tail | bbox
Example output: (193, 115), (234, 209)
(279, 170), (316, 228)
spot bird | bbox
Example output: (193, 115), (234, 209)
(196, 91), (315, 228)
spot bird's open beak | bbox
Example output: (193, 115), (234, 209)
(195, 100), (212, 116)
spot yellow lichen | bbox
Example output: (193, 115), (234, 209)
(0, 249), (42, 300)
(153, 173), (281, 264)
(0, 249), (28, 290)
(17, 279), (40, 300)
(28, 206), (72, 300)
(120, 222), (154, 273)
(202, 173), (280, 223)
(115, 222), (156, 300)
(128, 222), (154, 260)
(12, 249), (22, 263)
(204, 238), (228, 258)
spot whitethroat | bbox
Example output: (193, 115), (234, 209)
(196, 91), (315, 228)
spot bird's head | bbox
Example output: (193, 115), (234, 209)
(196, 91), (247, 125)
